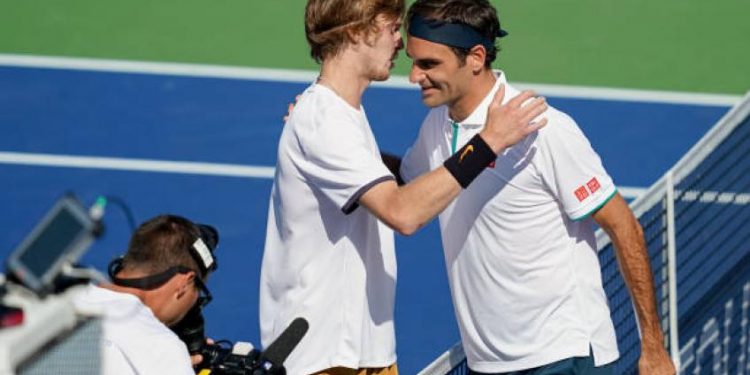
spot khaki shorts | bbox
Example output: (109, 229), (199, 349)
(312, 364), (399, 375)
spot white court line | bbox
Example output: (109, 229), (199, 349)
(0, 151), (274, 179)
(0, 53), (741, 106)
(0, 151), (651, 199)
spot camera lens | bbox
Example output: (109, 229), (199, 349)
(171, 304), (206, 354)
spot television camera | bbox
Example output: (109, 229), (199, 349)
(172, 304), (308, 375)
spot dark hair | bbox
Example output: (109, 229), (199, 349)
(305, 0), (405, 63)
(407, 0), (502, 67)
(121, 215), (206, 281)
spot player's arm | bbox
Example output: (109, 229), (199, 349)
(593, 193), (676, 374)
(361, 86), (548, 235)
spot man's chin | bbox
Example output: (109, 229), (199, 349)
(371, 72), (392, 82)
(420, 95), (443, 108)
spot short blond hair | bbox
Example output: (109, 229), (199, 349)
(305, 0), (405, 63)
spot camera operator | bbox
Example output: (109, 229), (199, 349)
(73, 214), (218, 375)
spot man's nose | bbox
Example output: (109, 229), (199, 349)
(409, 64), (423, 84)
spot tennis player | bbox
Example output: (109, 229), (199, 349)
(398, 0), (676, 374)
(258, 0), (548, 374)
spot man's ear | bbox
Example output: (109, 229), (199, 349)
(346, 27), (363, 45)
(174, 271), (195, 297)
(467, 45), (488, 74)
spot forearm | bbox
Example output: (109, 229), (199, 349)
(364, 136), (495, 235)
(361, 166), (461, 235)
(609, 223), (664, 345)
(396, 166), (462, 228)
(596, 195), (664, 345)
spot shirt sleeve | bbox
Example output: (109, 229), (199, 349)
(101, 340), (138, 375)
(296, 104), (394, 214)
(536, 110), (617, 220)
(400, 110), (441, 183)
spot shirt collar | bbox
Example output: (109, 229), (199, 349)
(444, 70), (507, 129)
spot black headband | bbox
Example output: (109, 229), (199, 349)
(408, 14), (508, 51)
(108, 258), (192, 290)
(107, 222), (220, 288)
(108, 259), (213, 307)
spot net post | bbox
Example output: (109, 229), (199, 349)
(416, 341), (466, 375)
(665, 170), (680, 370)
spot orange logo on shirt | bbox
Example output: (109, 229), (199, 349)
(574, 186), (589, 202)
(587, 177), (601, 193)
(459, 145), (474, 163)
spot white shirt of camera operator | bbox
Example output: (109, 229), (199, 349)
(73, 284), (194, 375)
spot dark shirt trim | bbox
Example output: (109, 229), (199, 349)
(341, 175), (396, 215)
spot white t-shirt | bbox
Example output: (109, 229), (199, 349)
(260, 83), (397, 374)
(401, 72), (619, 373)
(72, 285), (194, 375)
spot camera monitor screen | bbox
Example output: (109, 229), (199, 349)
(5, 196), (95, 294)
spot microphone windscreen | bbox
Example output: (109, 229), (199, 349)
(261, 317), (309, 366)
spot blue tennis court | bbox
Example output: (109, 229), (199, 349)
(0, 64), (732, 374)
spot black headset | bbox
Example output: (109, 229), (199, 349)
(107, 223), (219, 299)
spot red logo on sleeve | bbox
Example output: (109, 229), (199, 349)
(488, 160), (496, 169)
(587, 177), (601, 194)
(574, 186), (589, 202)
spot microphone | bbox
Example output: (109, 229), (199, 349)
(253, 318), (309, 374)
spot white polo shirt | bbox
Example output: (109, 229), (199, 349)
(401, 72), (619, 373)
(260, 83), (398, 374)
(73, 285), (194, 375)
